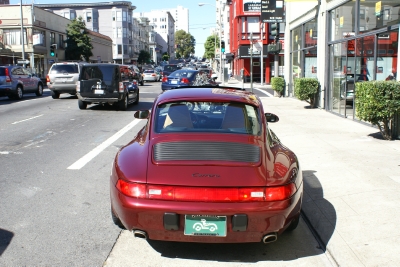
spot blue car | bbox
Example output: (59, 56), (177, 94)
(0, 65), (44, 100)
(161, 69), (200, 91)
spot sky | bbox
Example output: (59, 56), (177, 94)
(11, 0), (217, 57)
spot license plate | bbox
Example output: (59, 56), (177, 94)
(171, 80), (178, 84)
(184, 215), (226, 237)
(94, 89), (104, 94)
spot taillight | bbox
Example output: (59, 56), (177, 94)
(152, 74), (156, 77)
(76, 81), (80, 92)
(132, 80), (138, 85)
(46, 75), (50, 83)
(181, 78), (190, 84)
(116, 180), (146, 198)
(265, 183), (297, 201)
(5, 68), (11, 82)
(162, 76), (168, 83)
(119, 82), (124, 93)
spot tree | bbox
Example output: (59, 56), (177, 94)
(204, 34), (219, 60)
(65, 17), (93, 62)
(162, 52), (170, 61)
(138, 50), (151, 65)
(175, 30), (195, 58)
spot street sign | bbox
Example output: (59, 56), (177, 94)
(261, 0), (285, 23)
(17, 60), (30, 64)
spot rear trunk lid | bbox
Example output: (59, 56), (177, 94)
(146, 134), (267, 187)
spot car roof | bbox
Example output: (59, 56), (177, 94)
(156, 87), (261, 107)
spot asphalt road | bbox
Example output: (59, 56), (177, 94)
(0, 82), (333, 266)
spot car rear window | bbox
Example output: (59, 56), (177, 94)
(80, 65), (117, 86)
(144, 70), (155, 73)
(164, 65), (179, 72)
(0, 68), (6, 76)
(50, 64), (79, 74)
(154, 101), (261, 135)
(170, 71), (195, 78)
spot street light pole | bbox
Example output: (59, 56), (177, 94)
(20, 0), (26, 67)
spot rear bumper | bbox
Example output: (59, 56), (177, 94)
(77, 92), (121, 103)
(0, 86), (14, 96)
(110, 181), (303, 243)
(47, 83), (77, 93)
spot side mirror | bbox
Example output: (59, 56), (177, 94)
(265, 113), (279, 123)
(134, 110), (150, 119)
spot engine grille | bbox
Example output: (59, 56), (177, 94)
(153, 142), (260, 162)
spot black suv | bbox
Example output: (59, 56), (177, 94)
(76, 64), (139, 110)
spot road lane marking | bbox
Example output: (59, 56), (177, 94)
(254, 88), (273, 97)
(12, 114), (44, 125)
(67, 119), (142, 170)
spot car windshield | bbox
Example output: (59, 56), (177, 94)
(50, 64), (79, 74)
(154, 101), (261, 135)
(144, 70), (155, 73)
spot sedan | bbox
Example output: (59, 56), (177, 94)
(161, 69), (199, 90)
(110, 87), (303, 243)
(142, 69), (161, 82)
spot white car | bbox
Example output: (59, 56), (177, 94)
(142, 69), (160, 82)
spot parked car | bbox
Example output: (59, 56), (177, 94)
(110, 86), (303, 243)
(142, 69), (161, 82)
(129, 65), (144, 86)
(0, 65), (44, 100)
(161, 64), (181, 77)
(76, 63), (139, 110)
(161, 69), (200, 90)
(341, 74), (369, 104)
(46, 62), (84, 99)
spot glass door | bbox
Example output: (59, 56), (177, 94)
(329, 42), (347, 116)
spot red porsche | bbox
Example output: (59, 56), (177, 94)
(110, 87), (303, 243)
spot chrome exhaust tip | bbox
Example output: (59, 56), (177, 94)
(133, 230), (148, 239)
(262, 233), (278, 244)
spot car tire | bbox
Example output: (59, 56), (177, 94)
(36, 83), (44, 96)
(78, 99), (87, 110)
(117, 95), (128, 111)
(286, 214), (300, 231)
(15, 86), (23, 100)
(51, 91), (60, 99)
(133, 90), (139, 105)
(111, 208), (126, 229)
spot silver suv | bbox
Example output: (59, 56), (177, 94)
(46, 62), (84, 99)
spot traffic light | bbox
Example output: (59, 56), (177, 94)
(50, 44), (57, 57)
(270, 23), (279, 38)
(221, 40), (225, 53)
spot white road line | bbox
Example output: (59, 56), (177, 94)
(254, 88), (274, 97)
(67, 119), (142, 170)
(12, 114), (44, 125)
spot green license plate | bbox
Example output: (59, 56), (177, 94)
(184, 215), (227, 237)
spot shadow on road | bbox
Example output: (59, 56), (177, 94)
(302, 170), (337, 251)
(0, 228), (14, 256)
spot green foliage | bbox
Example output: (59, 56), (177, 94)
(355, 81), (400, 140)
(271, 77), (285, 93)
(175, 30), (195, 58)
(65, 17), (93, 61)
(138, 50), (151, 65)
(204, 34), (219, 59)
(294, 78), (319, 107)
(162, 52), (170, 61)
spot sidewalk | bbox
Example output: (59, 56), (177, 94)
(256, 96), (400, 266)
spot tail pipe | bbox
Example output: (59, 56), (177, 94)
(133, 230), (148, 239)
(262, 232), (278, 244)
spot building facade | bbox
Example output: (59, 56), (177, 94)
(38, 1), (142, 64)
(166, 6), (189, 33)
(285, 0), (399, 121)
(135, 10), (176, 60)
(228, 0), (283, 84)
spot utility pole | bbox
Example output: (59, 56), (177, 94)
(274, 23), (280, 78)
(260, 23), (264, 85)
(20, 0), (26, 67)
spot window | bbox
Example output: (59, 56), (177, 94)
(86, 12), (92, 22)
(116, 11), (122, 21)
(3, 29), (27, 45)
(118, 44), (122, 54)
(247, 17), (259, 33)
(154, 101), (261, 136)
(123, 11), (127, 21)
(50, 32), (55, 46)
(117, 27), (122, 38)
(123, 28), (127, 38)
(59, 35), (64, 49)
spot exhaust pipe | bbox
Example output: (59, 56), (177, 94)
(262, 233), (278, 244)
(133, 230), (148, 239)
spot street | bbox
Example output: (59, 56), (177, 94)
(0, 82), (334, 266)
